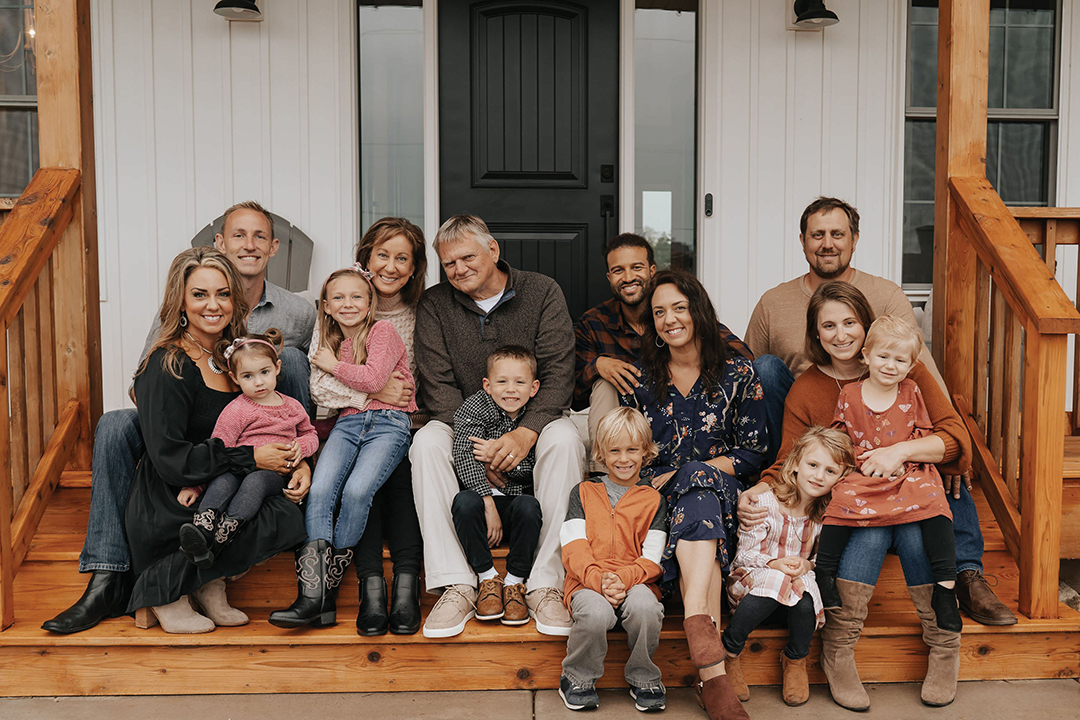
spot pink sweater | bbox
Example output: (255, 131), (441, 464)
(211, 393), (320, 457)
(334, 320), (418, 418)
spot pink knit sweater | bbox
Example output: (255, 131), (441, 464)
(211, 393), (320, 457)
(334, 320), (418, 418)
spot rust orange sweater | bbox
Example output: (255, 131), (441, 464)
(761, 362), (971, 484)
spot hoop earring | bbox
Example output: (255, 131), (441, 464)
(179, 311), (188, 328)
(654, 335), (665, 348)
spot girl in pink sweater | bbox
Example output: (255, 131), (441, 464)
(269, 264), (417, 629)
(178, 329), (319, 569)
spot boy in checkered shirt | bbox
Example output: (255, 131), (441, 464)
(450, 346), (543, 628)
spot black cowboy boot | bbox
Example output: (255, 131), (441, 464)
(201, 512), (245, 568)
(356, 575), (389, 636)
(269, 540), (335, 628)
(388, 572), (421, 635)
(178, 507), (218, 568)
(42, 570), (134, 634)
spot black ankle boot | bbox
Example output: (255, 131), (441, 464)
(178, 508), (218, 568)
(42, 570), (134, 634)
(269, 539), (337, 628)
(356, 576), (389, 636)
(818, 572), (842, 610)
(389, 573), (421, 635)
(931, 584), (964, 632)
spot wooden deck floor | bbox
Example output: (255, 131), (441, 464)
(0, 479), (1076, 696)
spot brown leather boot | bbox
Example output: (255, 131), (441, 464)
(724, 652), (750, 702)
(781, 653), (809, 706)
(683, 615), (749, 720)
(820, 579), (875, 711)
(956, 569), (1017, 625)
(908, 584), (961, 707)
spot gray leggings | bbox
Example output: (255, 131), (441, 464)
(199, 470), (285, 521)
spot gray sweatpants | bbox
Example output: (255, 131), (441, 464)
(562, 585), (664, 689)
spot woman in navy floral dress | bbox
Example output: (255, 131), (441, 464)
(620, 270), (766, 720)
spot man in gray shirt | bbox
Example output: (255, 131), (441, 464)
(43, 201), (318, 634)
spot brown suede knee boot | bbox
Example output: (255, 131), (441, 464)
(684, 615), (750, 720)
(908, 584), (961, 707)
(820, 579), (875, 711)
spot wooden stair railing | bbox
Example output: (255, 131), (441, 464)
(0, 168), (85, 630)
(945, 175), (1080, 619)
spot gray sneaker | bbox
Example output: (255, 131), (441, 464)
(526, 586), (572, 636)
(421, 584), (477, 639)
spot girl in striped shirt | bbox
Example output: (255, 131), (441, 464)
(722, 426), (855, 707)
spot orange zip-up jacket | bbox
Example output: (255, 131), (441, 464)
(560, 476), (668, 609)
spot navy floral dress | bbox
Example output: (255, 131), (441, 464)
(620, 357), (768, 588)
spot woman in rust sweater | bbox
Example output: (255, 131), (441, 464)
(740, 281), (970, 712)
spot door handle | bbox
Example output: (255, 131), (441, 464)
(600, 195), (615, 241)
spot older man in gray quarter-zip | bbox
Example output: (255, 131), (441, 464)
(412, 215), (584, 639)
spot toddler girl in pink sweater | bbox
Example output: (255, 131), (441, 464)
(177, 328), (319, 568)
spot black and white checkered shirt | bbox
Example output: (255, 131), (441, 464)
(452, 389), (536, 497)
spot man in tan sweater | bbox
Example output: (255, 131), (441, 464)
(742, 196), (1015, 626)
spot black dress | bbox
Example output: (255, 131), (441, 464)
(125, 348), (307, 610)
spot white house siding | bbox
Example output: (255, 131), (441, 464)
(697, 0), (906, 340)
(91, 0), (359, 410)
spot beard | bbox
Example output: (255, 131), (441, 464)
(811, 254), (850, 280)
(614, 282), (646, 306)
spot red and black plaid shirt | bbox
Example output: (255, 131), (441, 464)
(573, 297), (754, 409)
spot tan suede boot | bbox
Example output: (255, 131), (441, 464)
(820, 579), (875, 711)
(908, 584), (961, 707)
(724, 652), (750, 702)
(683, 615), (750, 720)
(192, 578), (249, 627)
(781, 653), (809, 706)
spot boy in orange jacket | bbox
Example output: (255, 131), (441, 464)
(559, 407), (668, 712)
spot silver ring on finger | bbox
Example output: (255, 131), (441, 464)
(508, 453), (515, 460)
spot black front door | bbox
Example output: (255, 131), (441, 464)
(439, 0), (620, 320)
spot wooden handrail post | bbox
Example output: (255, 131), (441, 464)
(1019, 329), (1067, 618)
(932, 0), (990, 397)
(35, 0), (101, 469)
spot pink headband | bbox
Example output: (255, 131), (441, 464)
(347, 262), (375, 280)
(223, 337), (279, 363)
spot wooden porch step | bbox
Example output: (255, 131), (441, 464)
(0, 481), (1075, 696)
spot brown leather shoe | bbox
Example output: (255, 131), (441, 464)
(501, 583), (529, 625)
(781, 654), (810, 706)
(956, 569), (1017, 625)
(476, 576), (504, 620)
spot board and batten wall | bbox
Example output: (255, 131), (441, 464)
(91, 0), (359, 410)
(90, 0), (908, 410)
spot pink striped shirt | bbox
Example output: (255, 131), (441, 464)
(726, 490), (825, 630)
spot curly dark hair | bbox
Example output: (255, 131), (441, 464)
(639, 270), (730, 403)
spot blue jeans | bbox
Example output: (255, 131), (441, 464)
(949, 482), (984, 574)
(306, 409), (412, 548)
(836, 524), (934, 587)
(77, 352), (313, 573)
(752, 354), (794, 468)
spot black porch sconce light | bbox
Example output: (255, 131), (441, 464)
(793, 0), (839, 29)
(214, 0), (263, 22)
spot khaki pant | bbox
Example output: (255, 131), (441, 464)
(410, 417), (586, 593)
(586, 379), (620, 474)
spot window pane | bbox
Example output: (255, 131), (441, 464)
(987, 121), (1050, 205)
(904, 120), (936, 202)
(902, 119), (937, 285)
(359, 5), (424, 233)
(634, 5), (697, 273)
(1005, 26), (1054, 108)
(909, 23), (938, 108)
(0, 107), (37, 196)
(0, 6), (36, 96)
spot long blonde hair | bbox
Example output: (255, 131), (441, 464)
(317, 267), (379, 365)
(137, 247), (249, 379)
(774, 426), (855, 523)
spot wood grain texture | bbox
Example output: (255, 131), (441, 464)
(1018, 328), (1068, 618)
(1062, 483), (1080, 558)
(0, 329), (12, 629)
(989, 286), (1006, 464)
(1002, 304), (1022, 501)
(7, 310), (27, 511)
(23, 283), (43, 474)
(1017, 217), (1080, 248)
(973, 261), (991, 434)
(36, 0), (101, 470)
(36, 266), (57, 445)
(952, 176), (1080, 335)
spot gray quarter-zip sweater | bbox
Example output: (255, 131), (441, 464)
(415, 259), (574, 433)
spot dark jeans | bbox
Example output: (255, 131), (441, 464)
(722, 592), (816, 660)
(451, 490), (542, 580)
(752, 354), (794, 468)
(78, 352), (312, 572)
(353, 454), (423, 579)
(199, 470), (286, 521)
(838, 524), (934, 586)
(818, 516), (956, 586)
